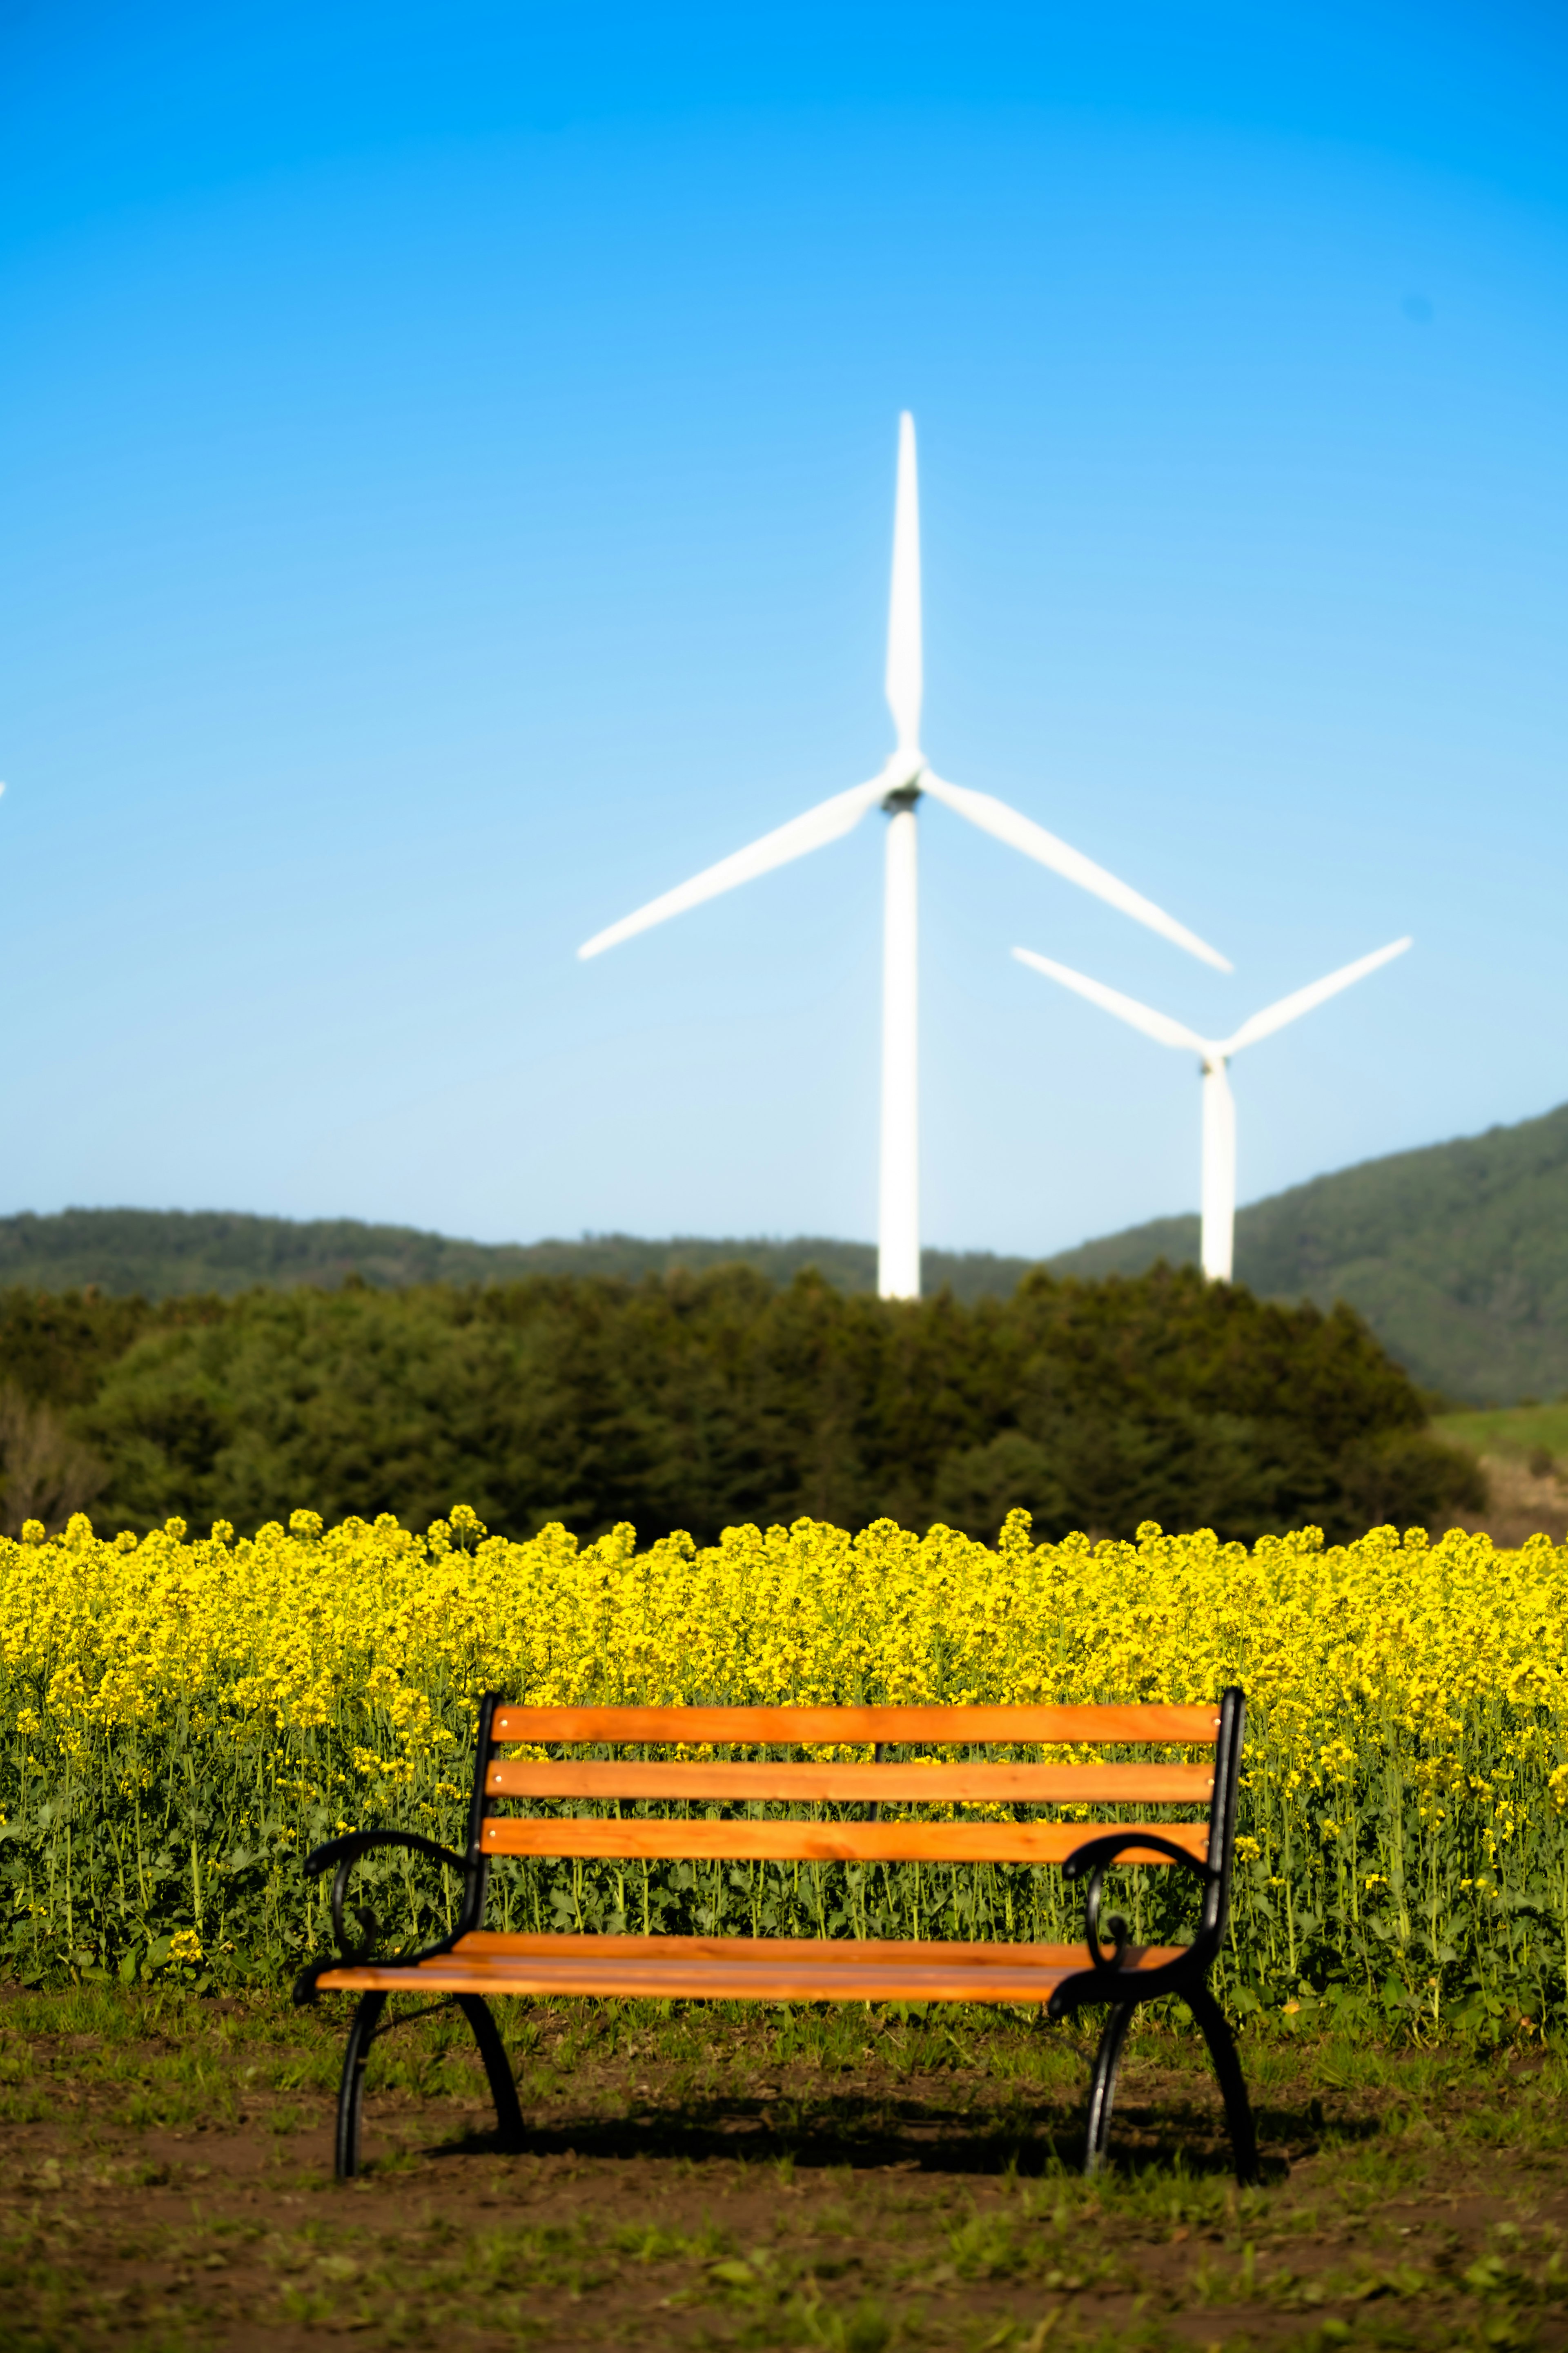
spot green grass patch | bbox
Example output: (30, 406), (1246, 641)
(1434, 1399), (1568, 1461)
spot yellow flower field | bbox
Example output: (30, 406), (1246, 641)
(2, 1505), (1566, 2025)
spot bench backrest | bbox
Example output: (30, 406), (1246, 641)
(457, 1691), (1246, 1940)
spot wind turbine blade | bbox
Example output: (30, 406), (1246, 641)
(577, 772), (891, 959)
(1011, 948), (1212, 1054)
(922, 772), (1232, 971)
(1221, 936), (1412, 1055)
(885, 413), (922, 751)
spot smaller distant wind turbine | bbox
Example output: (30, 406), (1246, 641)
(1012, 937), (1413, 1282)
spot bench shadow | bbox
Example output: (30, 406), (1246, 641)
(412, 2086), (1363, 2181)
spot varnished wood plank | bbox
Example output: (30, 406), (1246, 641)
(315, 1963), (1076, 2000)
(491, 1704), (1219, 1746)
(311, 1945), (1183, 2001)
(485, 1760), (1214, 1802)
(448, 1931), (1184, 1969)
(480, 1817), (1209, 1864)
(452, 1930), (1115, 1966)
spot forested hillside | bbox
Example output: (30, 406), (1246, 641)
(1045, 1100), (1568, 1403)
(0, 1209), (1032, 1309)
(0, 1266), (1478, 1545)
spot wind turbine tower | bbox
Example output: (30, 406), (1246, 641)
(1012, 937), (1413, 1281)
(579, 415), (1230, 1299)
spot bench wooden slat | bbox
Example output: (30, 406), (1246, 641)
(486, 1760), (1215, 1802)
(316, 1961), (1076, 2001)
(481, 1817), (1209, 1864)
(492, 1704), (1218, 1745)
(453, 1931), (1112, 1965)
(311, 1934), (1185, 2001)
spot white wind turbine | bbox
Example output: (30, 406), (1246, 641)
(1012, 936), (1413, 1282)
(579, 414), (1231, 1299)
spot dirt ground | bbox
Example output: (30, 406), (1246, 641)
(1, 1983), (1565, 2352)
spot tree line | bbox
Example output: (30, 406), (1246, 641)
(0, 1262), (1482, 1544)
(0, 1206), (1036, 1311)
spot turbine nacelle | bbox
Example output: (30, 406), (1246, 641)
(882, 765), (925, 812)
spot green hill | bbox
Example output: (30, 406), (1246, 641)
(1045, 1100), (1568, 1405)
(0, 1208), (1034, 1313)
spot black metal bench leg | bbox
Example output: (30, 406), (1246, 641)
(456, 1994), (525, 2152)
(1185, 1982), (1260, 2186)
(336, 1992), (387, 2180)
(1083, 2002), (1134, 2176)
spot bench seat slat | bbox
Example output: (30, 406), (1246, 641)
(486, 1760), (1214, 1802)
(452, 1931), (1107, 1964)
(492, 1704), (1218, 1745)
(481, 1818), (1209, 1864)
(318, 1961), (1070, 2000)
(312, 1931), (1187, 2003)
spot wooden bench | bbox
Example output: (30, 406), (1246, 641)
(294, 1691), (1257, 2182)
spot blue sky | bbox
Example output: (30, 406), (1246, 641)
(4, 2), (1568, 1258)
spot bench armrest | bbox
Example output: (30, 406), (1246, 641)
(303, 1829), (474, 1965)
(304, 1828), (470, 1881)
(1062, 1831), (1219, 1980)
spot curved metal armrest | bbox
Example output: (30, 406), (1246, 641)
(304, 1828), (469, 1881)
(303, 1829), (474, 1963)
(1062, 1831), (1218, 1979)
